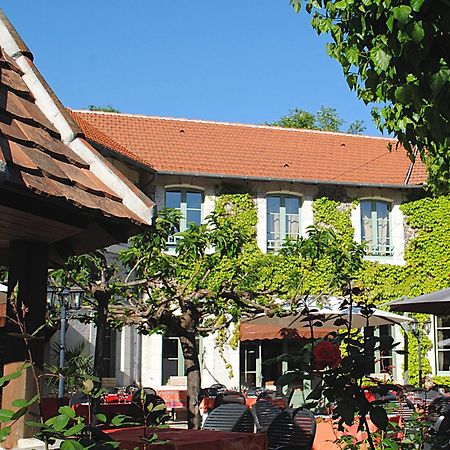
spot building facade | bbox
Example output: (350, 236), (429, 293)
(51, 109), (444, 391)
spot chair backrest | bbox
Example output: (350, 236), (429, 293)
(267, 409), (316, 450)
(267, 410), (297, 450)
(384, 400), (415, 422)
(216, 390), (246, 407)
(69, 391), (89, 407)
(293, 408), (316, 450)
(253, 399), (282, 432)
(203, 403), (254, 432)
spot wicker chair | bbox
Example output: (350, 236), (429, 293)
(203, 403), (254, 432)
(253, 399), (282, 432)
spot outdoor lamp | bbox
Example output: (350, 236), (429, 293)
(46, 285), (85, 401)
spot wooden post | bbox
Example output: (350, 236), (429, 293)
(2, 241), (49, 448)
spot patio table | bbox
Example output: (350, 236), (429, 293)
(104, 426), (268, 450)
(73, 402), (130, 421)
(312, 415), (399, 450)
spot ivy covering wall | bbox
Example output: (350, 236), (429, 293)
(214, 192), (450, 384)
(312, 195), (450, 384)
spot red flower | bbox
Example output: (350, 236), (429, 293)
(313, 340), (342, 370)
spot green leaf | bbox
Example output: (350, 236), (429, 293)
(60, 440), (86, 450)
(53, 414), (70, 432)
(58, 406), (75, 419)
(411, 22), (424, 44)
(0, 409), (14, 422)
(152, 403), (166, 412)
(393, 5), (412, 23)
(95, 413), (107, 423)
(10, 407), (28, 422)
(334, 0), (347, 9)
(0, 426), (11, 442)
(370, 406), (388, 430)
(411, 0), (425, 12)
(63, 422), (85, 437)
(111, 415), (125, 426)
(370, 47), (391, 71)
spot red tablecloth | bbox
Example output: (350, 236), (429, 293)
(104, 426), (268, 450)
(157, 389), (187, 409)
(73, 402), (130, 421)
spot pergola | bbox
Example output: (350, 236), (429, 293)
(0, 12), (154, 446)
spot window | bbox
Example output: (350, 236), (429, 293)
(360, 200), (392, 256)
(266, 195), (301, 251)
(161, 335), (201, 385)
(436, 316), (450, 373)
(165, 189), (203, 247)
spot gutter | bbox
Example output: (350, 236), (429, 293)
(156, 170), (425, 190)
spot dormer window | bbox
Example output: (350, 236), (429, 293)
(266, 194), (301, 252)
(360, 200), (392, 256)
(165, 189), (203, 247)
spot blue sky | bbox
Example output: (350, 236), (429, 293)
(2, 1), (381, 135)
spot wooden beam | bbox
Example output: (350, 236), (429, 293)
(2, 241), (49, 447)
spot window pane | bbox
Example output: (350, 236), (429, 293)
(166, 191), (181, 209)
(186, 191), (202, 210)
(162, 338), (178, 358)
(438, 351), (450, 372)
(286, 215), (299, 237)
(186, 210), (201, 226)
(376, 201), (389, 219)
(267, 196), (281, 213)
(360, 201), (372, 242)
(437, 330), (450, 349)
(285, 197), (300, 214)
(438, 316), (450, 328)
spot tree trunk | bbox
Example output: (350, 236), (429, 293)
(179, 332), (201, 429)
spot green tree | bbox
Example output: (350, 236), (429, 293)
(87, 105), (120, 113)
(290, 0), (449, 191)
(270, 106), (365, 134)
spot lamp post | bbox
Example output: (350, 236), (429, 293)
(410, 320), (432, 387)
(47, 286), (83, 401)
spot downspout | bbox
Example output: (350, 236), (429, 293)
(135, 326), (142, 386)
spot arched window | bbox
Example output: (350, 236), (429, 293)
(165, 188), (203, 247)
(360, 200), (392, 256)
(266, 194), (301, 251)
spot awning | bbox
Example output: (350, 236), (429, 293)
(240, 315), (334, 341)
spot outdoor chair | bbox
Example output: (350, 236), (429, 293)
(267, 409), (316, 450)
(292, 408), (317, 450)
(128, 390), (167, 425)
(428, 396), (450, 423)
(252, 399), (282, 432)
(202, 403), (254, 432)
(215, 390), (246, 407)
(69, 391), (89, 407)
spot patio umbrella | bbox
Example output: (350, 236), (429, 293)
(389, 288), (450, 315)
(241, 303), (413, 341)
(288, 304), (413, 329)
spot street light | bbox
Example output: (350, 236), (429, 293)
(410, 320), (432, 387)
(47, 286), (84, 401)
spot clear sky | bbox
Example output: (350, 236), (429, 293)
(2, 1), (382, 135)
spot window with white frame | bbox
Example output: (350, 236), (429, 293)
(266, 194), (301, 252)
(360, 200), (392, 256)
(165, 189), (203, 247)
(436, 316), (450, 373)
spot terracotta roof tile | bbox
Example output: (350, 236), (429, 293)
(71, 110), (427, 187)
(0, 47), (144, 225)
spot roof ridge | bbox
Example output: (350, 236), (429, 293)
(70, 109), (396, 142)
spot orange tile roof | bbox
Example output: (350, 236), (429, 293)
(0, 48), (145, 225)
(71, 110), (427, 188)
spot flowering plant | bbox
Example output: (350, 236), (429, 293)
(313, 340), (342, 370)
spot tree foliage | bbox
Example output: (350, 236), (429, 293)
(290, 0), (450, 191)
(87, 105), (120, 113)
(270, 105), (366, 134)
